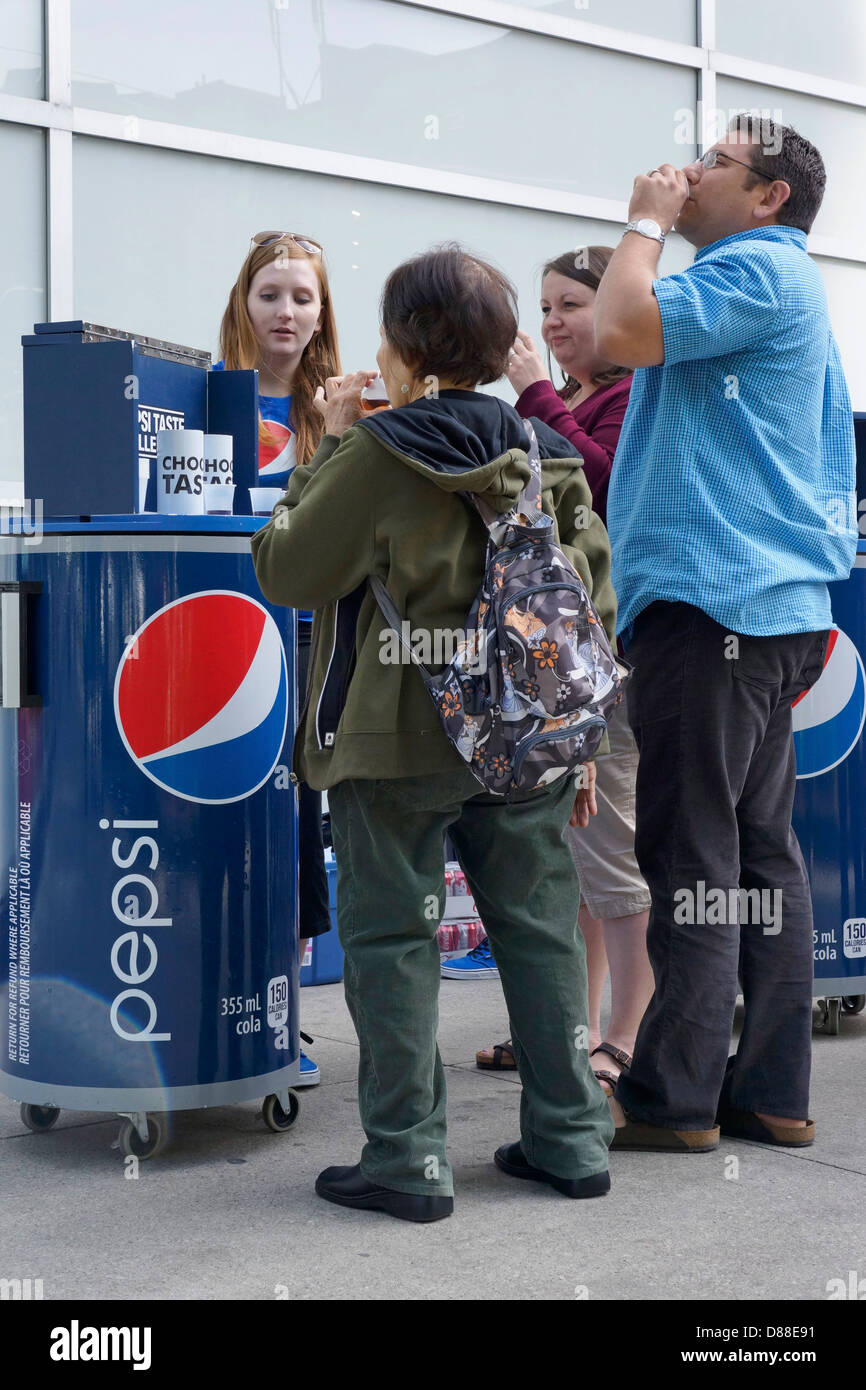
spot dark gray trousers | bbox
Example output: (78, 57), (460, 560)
(615, 602), (828, 1130)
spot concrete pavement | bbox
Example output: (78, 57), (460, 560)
(1, 975), (864, 1301)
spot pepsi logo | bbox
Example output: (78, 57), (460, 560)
(793, 627), (866, 779)
(114, 592), (288, 803)
(259, 420), (295, 476)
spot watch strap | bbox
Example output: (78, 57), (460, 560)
(624, 219), (666, 246)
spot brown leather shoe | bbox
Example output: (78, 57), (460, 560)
(610, 1113), (720, 1153)
(717, 1103), (815, 1147)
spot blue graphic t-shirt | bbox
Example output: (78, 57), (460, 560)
(212, 360), (295, 490)
(212, 360), (310, 623)
(255, 392), (296, 491)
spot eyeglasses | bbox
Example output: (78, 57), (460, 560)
(250, 231), (324, 257)
(699, 149), (776, 183)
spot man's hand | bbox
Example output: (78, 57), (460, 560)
(569, 761), (598, 829)
(627, 163), (690, 234)
(313, 370), (377, 436)
(506, 330), (549, 396)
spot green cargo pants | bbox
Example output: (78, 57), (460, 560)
(328, 767), (614, 1197)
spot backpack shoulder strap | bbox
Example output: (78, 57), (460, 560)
(469, 421), (546, 538)
(369, 421), (544, 674)
(369, 575), (433, 681)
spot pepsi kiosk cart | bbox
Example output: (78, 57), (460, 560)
(0, 323), (301, 1159)
(792, 412), (866, 1034)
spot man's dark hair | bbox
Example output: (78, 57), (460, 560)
(728, 113), (826, 233)
(380, 244), (518, 386)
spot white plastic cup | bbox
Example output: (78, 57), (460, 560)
(204, 483), (236, 515)
(202, 433), (233, 484)
(249, 487), (284, 516)
(156, 429), (205, 514)
(360, 374), (390, 411)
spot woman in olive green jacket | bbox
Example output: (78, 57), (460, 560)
(252, 245), (616, 1223)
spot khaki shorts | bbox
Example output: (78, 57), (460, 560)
(565, 699), (651, 920)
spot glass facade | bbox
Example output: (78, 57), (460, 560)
(717, 0), (866, 87)
(717, 77), (866, 244)
(813, 256), (866, 415)
(0, 0), (42, 99)
(0, 122), (46, 483)
(519, 0), (696, 43)
(71, 0), (696, 196)
(0, 0), (863, 480)
(72, 134), (695, 373)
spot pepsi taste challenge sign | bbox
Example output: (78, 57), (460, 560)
(138, 404), (184, 480)
(1, 525), (299, 1110)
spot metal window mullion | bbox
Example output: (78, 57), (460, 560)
(0, 94), (56, 128)
(45, 0), (73, 320)
(66, 106), (866, 266)
(45, 0), (71, 105)
(697, 0), (716, 152)
(712, 52), (866, 111)
(46, 128), (73, 320)
(71, 105), (631, 223)
(395, 0), (704, 69)
(809, 236), (866, 266)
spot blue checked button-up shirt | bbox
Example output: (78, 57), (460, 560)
(607, 225), (857, 639)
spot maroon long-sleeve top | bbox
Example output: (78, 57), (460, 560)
(515, 375), (633, 528)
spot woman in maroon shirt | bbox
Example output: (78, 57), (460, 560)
(509, 250), (629, 528)
(475, 247), (654, 1098)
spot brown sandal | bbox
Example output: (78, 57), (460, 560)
(590, 1042), (633, 1095)
(476, 1039), (517, 1071)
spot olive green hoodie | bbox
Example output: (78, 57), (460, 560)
(251, 389), (615, 790)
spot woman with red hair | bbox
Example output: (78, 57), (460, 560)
(217, 231), (345, 1086)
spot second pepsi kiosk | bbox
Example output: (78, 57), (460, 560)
(0, 322), (301, 1159)
(791, 412), (866, 1033)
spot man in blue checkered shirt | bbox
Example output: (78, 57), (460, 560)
(594, 114), (857, 1154)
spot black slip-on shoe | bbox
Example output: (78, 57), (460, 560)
(315, 1164), (454, 1223)
(494, 1142), (610, 1198)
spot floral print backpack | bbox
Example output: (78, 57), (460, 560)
(370, 422), (628, 798)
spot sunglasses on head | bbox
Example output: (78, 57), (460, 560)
(250, 231), (323, 257)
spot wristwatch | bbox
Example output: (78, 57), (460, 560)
(623, 218), (666, 247)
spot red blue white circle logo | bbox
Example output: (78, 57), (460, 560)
(114, 591), (288, 803)
(793, 627), (866, 779)
(259, 420), (295, 476)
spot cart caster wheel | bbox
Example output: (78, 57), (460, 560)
(262, 1093), (299, 1132)
(20, 1103), (60, 1132)
(117, 1115), (166, 1160)
(842, 995), (866, 1015)
(824, 997), (841, 1035)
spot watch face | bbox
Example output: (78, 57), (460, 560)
(636, 219), (662, 238)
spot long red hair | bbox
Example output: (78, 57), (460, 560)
(219, 239), (342, 467)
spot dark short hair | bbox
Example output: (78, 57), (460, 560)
(541, 245), (631, 390)
(380, 244), (518, 386)
(727, 113), (827, 233)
